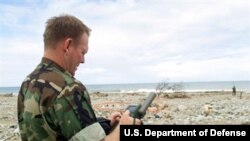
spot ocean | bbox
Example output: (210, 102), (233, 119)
(0, 81), (249, 94)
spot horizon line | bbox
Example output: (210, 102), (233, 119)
(1, 80), (249, 87)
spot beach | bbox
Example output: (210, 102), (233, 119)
(0, 91), (250, 140)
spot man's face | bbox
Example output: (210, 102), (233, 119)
(67, 33), (89, 76)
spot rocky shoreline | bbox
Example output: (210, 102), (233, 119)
(0, 91), (249, 141)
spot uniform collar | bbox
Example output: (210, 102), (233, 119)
(41, 57), (73, 77)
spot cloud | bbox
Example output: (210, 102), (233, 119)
(0, 0), (249, 86)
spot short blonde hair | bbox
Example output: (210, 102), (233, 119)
(43, 14), (91, 48)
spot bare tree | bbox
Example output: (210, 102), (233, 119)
(155, 81), (185, 97)
(155, 82), (170, 96)
(171, 83), (184, 92)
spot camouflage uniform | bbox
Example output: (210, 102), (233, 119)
(18, 58), (107, 141)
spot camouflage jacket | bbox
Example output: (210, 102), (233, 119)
(18, 58), (106, 141)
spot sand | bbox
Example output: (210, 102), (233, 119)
(0, 91), (249, 140)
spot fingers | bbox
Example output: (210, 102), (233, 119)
(123, 110), (141, 125)
(110, 111), (122, 118)
(118, 110), (142, 125)
(132, 118), (142, 125)
(109, 110), (142, 125)
(108, 111), (122, 121)
(123, 110), (130, 116)
(109, 111), (123, 127)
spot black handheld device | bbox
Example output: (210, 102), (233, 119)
(126, 92), (156, 119)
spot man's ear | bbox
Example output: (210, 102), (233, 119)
(63, 38), (73, 53)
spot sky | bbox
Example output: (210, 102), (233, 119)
(0, 0), (249, 87)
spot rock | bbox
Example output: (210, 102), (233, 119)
(14, 127), (20, 135)
(158, 103), (168, 110)
(177, 105), (187, 111)
(9, 125), (17, 129)
(203, 104), (212, 116)
(147, 107), (158, 112)
(1, 91), (250, 140)
(2, 93), (13, 97)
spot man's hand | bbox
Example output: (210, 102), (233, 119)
(119, 110), (141, 125)
(108, 111), (122, 127)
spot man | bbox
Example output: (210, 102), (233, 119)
(18, 14), (140, 141)
(232, 85), (236, 96)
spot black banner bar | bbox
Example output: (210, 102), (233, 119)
(120, 125), (249, 140)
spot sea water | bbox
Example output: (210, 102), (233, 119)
(0, 81), (249, 94)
